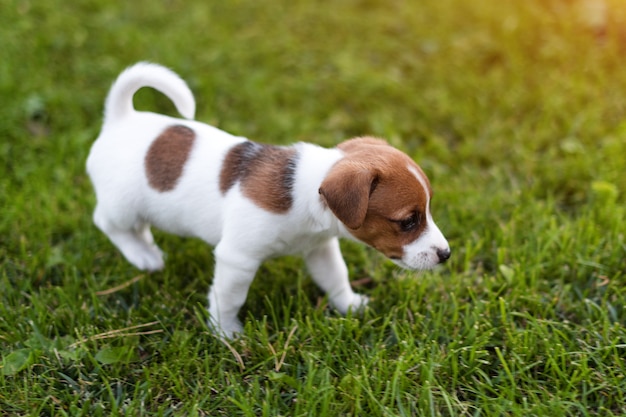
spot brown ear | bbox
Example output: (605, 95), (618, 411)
(319, 160), (376, 230)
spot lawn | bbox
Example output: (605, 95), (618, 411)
(1, 0), (626, 415)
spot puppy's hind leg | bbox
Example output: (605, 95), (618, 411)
(93, 206), (164, 271)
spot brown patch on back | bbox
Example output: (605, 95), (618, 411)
(145, 125), (196, 192)
(320, 137), (431, 260)
(220, 141), (298, 213)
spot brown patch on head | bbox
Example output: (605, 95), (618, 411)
(337, 136), (391, 152)
(220, 141), (298, 213)
(145, 125), (196, 192)
(320, 137), (431, 260)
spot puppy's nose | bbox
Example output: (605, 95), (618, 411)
(436, 248), (451, 263)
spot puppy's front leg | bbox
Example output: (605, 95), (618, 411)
(207, 250), (260, 338)
(305, 238), (368, 314)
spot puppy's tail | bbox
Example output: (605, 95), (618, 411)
(103, 62), (196, 125)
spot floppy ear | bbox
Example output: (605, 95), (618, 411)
(319, 160), (377, 230)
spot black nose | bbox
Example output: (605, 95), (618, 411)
(437, 248), (451, 263)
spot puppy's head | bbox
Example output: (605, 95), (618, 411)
(319, 137), (450, 270)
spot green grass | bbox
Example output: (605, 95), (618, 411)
(2, 0), (626, 415)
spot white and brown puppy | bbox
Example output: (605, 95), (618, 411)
(87, 63), (450, 338)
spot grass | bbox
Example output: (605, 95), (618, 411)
(1, 0), (626, 415)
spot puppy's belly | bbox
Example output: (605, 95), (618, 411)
(142, 187), (224, 245)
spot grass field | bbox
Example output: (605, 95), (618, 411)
(2, 0), (626, 415)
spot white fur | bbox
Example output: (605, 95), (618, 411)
(87, 62), (449, 338)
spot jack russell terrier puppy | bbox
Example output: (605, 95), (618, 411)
(87, 62), (451, 338)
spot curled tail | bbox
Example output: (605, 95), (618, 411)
(103, 62), (196, 125)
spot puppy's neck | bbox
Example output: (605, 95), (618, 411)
(292, 142), (347, 235)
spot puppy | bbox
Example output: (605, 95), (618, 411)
(87, 63), (451, 338)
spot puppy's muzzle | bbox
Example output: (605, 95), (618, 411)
(436, 247), (451, 264)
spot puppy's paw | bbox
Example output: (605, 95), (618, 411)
(208, 317), (243, 340)
(332, 292), (369, 315)
(127, 246), (165, 272)
(347, 293), (369, 314)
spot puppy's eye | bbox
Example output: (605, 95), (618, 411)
(397, 213), (420, 232)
